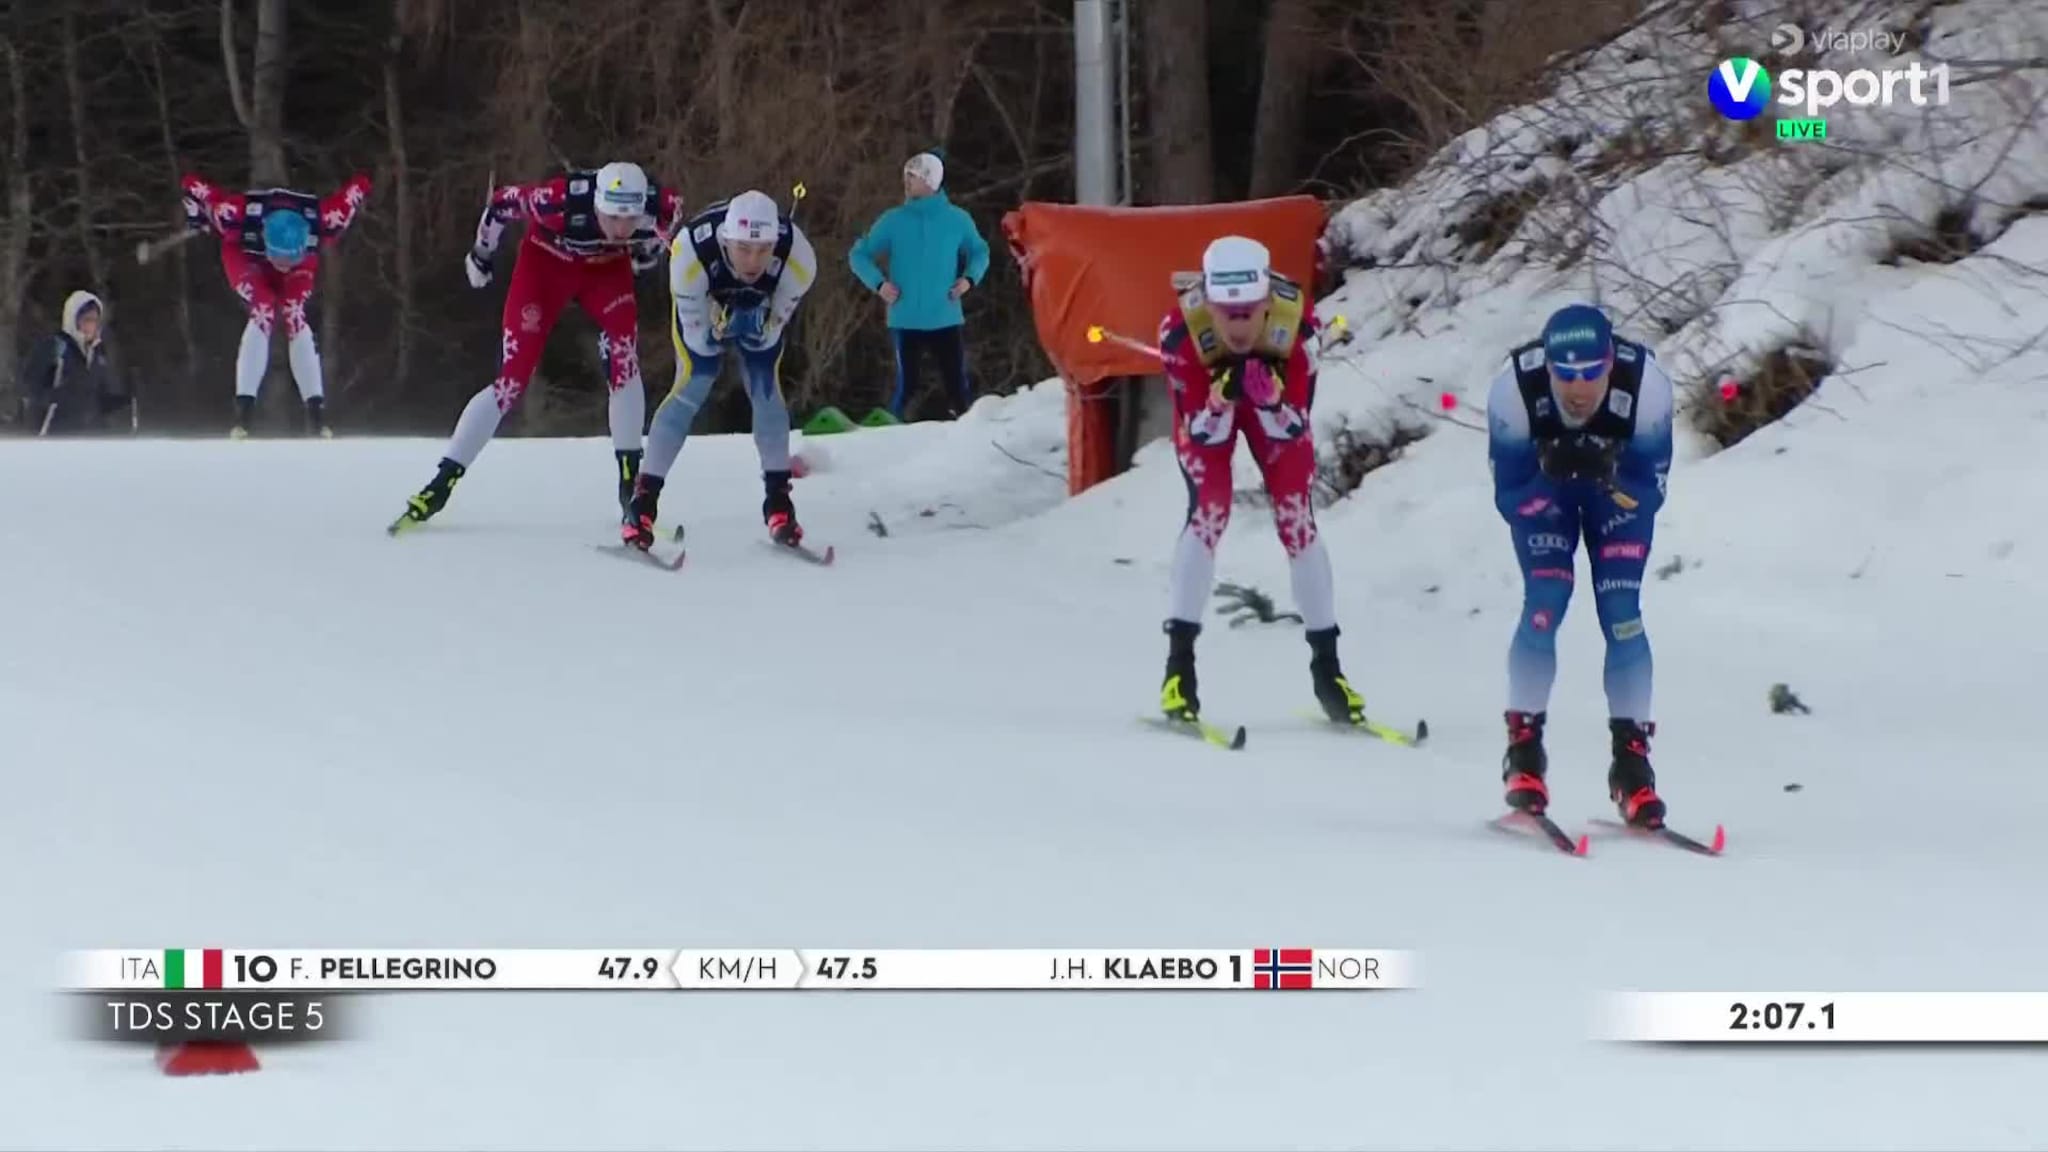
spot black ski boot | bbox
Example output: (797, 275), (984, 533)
(1608, 718), (1666, 828)
(622, 473), (662, 551)
(231, 395), (256, 440)
(763, 469), (802, 545)
(615, 449), (643, 520)
(1160, 619), (1201, 721)
(1306, 626), (1366, 724)
(391, 458), (465, 533)
(305, 396), (332, 439)
(1502, 710), (1549, 813)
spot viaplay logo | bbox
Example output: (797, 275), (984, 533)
(1707, 57), (1773, 121)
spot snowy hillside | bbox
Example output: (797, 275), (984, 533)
(1314, 0), (2048, 436)
(9, 1), (2048, 1148)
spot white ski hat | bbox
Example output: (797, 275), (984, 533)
(594, 161), (649, 218)
(904, 152), (944, 192)
(62, 290), (102, 345)
(1202, 235), (1271, 305)
(717, 190), (781, 243)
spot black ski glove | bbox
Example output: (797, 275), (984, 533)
(1538, 433), (1621, 484)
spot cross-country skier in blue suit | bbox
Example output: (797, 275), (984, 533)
(1487, 304), (1675, 828)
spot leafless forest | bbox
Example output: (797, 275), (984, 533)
(0, 0), (1638, 434)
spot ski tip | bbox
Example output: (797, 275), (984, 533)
(1414, 718), (1430, 743)
(1493, 810), (1589, 856)
(1708, 824), (1727, 854)
(1141, 714), (1243, 751)
(768, 539), (833, 564)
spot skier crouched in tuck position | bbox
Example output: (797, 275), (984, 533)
(390, 162), (683, 535)
(179, 169), (372, 437)
(624, 189), (818, 551)
(1488, 304), (1674, 828)
(1155, 236), (1374, 734)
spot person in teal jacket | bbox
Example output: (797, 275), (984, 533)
(848, 150), (992, 418)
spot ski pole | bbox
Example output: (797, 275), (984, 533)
(135, 229), (200, 266)
(37, 350), (66, 436)
(1085, 324), (1162, 359)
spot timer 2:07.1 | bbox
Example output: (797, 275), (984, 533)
(1729, 1001), (1836, 1030)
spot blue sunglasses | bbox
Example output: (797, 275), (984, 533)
(1550, 357), (1610, 382)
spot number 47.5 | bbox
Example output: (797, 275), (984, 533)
(818, 957), (877, 979)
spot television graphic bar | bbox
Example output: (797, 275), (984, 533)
(64, 948), (1420, 992)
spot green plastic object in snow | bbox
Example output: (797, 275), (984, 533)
(860, 407), (903, 428)
(801, 406), (860, 435)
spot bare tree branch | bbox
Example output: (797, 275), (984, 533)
(220, 0), (253, 131)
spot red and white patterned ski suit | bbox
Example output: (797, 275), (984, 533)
(180, 172), (371, 339)
(470, 175), (686, 410)
(1157, 293), (1336, 630)
(181, 171), (371, 409)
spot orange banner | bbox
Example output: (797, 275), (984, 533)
(1001, 197), (1328, 390)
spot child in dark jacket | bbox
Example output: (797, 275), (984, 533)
(19, 291), (129, 435)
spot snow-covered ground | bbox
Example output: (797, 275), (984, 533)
(6, 367), (2047, 1149)
(9, 1), (2048, 1147)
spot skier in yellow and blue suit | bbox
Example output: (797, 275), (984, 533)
(626, 189), (818, 549)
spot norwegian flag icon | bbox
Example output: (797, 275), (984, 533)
(1253, 948), (1314, 989)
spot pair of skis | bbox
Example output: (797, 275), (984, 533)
(1491, 809), (1725, 857)
(595, 523), (835, 571)
(1145, 711), (1723, 858)
(388, 507), (834, 567)
(1142, 712), (1430, 752)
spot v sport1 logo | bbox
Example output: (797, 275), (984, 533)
(1707, 55), (1951, 142)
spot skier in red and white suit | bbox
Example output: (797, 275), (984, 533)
(179, 170), (372, 437)
(1154, 235), (1371, 728)
(391, 162), (685, 532)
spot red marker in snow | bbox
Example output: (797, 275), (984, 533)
(1439, 391), (1458, 411)
(1718, 376), (1741, 403)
